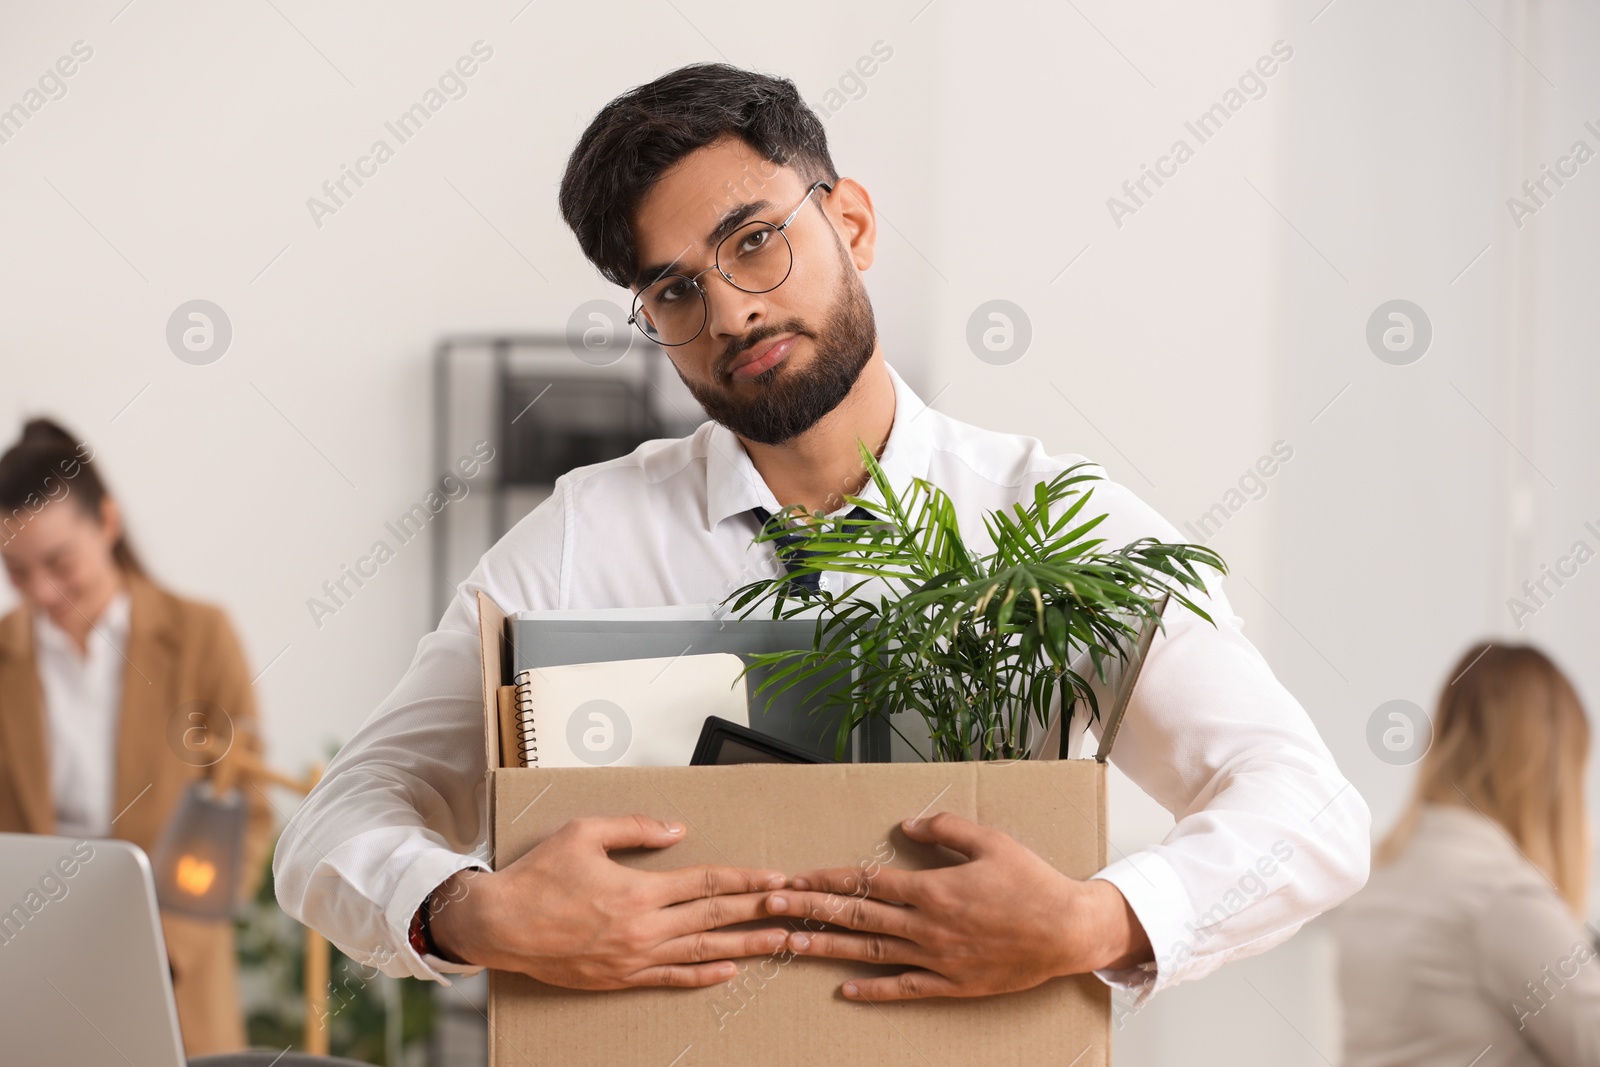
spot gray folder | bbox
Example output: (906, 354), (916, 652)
(511, 615), (888, 762)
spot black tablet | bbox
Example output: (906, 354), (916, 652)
(690, 716), (837, 765)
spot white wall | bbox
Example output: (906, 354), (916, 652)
(1109, 1), (1600, 1063)
(0, 0), (940, 771)
(1518, 0), (1600, 910)
(2, 1), (1595, 1063)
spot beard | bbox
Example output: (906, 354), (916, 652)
(676, 244), (877, 446)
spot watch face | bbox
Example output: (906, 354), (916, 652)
(413, 888), (442, 955)
(409, 906), (428, 954)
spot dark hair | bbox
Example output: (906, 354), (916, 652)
(0, 417), (146, 577)
(559, 62), (839, 289)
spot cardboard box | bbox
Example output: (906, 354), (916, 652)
(478, 592), (1113, 1066)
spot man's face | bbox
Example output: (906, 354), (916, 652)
(630, 137), (878, 446)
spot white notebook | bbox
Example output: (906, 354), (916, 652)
(512, 653), (750, 767)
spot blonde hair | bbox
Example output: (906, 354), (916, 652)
(1376, 642), (1591, 918)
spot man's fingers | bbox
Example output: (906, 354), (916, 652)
(573, 813), (690, 852)
(787, 929), (926, 967)
(656, 861), (787, 903)
(624, 961), (746, 989)
(765, 890), (918, 939)
(901, 810), (995, 859)
(840, 969), (960, 1002)
(619, 926), (794, 989)
(653, 927), (791, 966)
(659, 890), (787, 938)
(788, 864), (921, 904)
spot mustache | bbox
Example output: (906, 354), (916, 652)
(719, 321), (809, 378)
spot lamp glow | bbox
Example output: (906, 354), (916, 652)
(174, 854), (218, 896)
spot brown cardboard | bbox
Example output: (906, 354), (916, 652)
(477, 592), (1113, 1066)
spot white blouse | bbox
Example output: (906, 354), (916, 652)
(1334, 802), (1600, 1066)
(33, 589), (131, 838)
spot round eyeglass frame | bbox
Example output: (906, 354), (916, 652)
(626, 179), (834, 347)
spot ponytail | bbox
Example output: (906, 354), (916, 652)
(0, 417), (147, 578)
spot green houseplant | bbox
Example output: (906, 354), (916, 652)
(721, 441), (1228, 762)
(238, 833), (438, 1062)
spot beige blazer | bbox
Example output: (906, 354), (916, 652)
(1333, 802), (1600, 1066)
(0, 571), (274, 1057)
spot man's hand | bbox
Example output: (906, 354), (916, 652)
(429, 814), (793, 989)
(764, 811), (1152, 1002)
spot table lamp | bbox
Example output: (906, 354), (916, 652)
(151, 776), (246, 918)
(149, 739), (331, 1055)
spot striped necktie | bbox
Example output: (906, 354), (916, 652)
(749, 503), (877, 596)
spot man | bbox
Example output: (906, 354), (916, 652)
(274, 62), (1370, 1009)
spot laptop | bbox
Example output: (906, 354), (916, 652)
(0, 833), (186, 1067)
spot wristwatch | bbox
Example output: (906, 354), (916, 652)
(408, 888), (442, 959)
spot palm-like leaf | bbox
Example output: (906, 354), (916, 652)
(722, 439), (1228, 761)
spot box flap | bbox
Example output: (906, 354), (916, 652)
(1091, 591), (1170, 764)
(478, 589), (510, 775)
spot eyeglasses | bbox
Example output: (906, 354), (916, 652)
(627, 179), (834, 347)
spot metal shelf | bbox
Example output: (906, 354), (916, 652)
(429, 333), (704, 625)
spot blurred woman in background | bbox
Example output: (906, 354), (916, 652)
(1336, 641), (1600, 1065)
(0, 418), (272, 1057)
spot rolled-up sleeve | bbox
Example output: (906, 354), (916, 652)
(1079, 474), (1372, 1008)
(272, 478), (567, 983)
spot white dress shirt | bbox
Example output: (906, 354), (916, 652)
(1334, 803), (1600, 1066)
(34, 588), (131, 838)
(274, 360), (1371, 1007)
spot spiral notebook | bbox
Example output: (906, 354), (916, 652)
(509, 652), (750, 767)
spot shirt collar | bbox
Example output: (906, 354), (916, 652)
(33, 586), (132, 658)
(702, 360), (935, 532)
